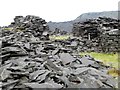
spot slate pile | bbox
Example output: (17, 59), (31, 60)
(8, 15), (49, 40)
(0, 16), (118, 90)
(99, 32), (120, 52)
(72, 17), (119, 52)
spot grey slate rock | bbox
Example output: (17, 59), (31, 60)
(30, 70), (49, 81)
(80, 57), (95, 66)
(59, 53), (76, 65)
(0, 16), (118, 89)
(24, 82), (63, 88)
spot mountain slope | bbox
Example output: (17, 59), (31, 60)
(75, 11), (118, 22)
(47, 11), (118, 32)
(47, 21), (74, 32)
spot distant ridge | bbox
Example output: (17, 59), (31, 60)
(47, 11), (118, 32)
(75, 11), (118, 22)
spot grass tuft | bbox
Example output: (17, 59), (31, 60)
(49, 35), (70, 40)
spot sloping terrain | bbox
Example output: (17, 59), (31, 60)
(0, 15), (119, 89)
(47, 11), (118, 32)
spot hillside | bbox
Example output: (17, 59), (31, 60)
(47, 11), (118, 32)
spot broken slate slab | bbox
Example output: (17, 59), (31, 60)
(59, 53), (76, 65)
(80, 57), (95, 66)
(30, 70), (48, 81)
(24, 82), (63, 88)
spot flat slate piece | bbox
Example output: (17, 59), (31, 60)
(60, 53), (76, 65)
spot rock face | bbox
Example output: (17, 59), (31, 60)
(0, 16), (118, 89)
(72, 17), (120, 52)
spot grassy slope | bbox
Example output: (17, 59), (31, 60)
(80, 52), (118, 69)
(80, 52), (119, 77)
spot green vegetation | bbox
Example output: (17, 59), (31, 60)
(80, 52), (118, 69)
(49, 35), (70, 40)
(4, 27), (13, 30)
(4, 27), (23, 32)
(80, 52), (119, 77)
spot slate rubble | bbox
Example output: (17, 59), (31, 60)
(72, 17), (120, 52)
(0, 16), (118, 89)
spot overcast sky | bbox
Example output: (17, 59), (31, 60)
(0, 0), (119, 26)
